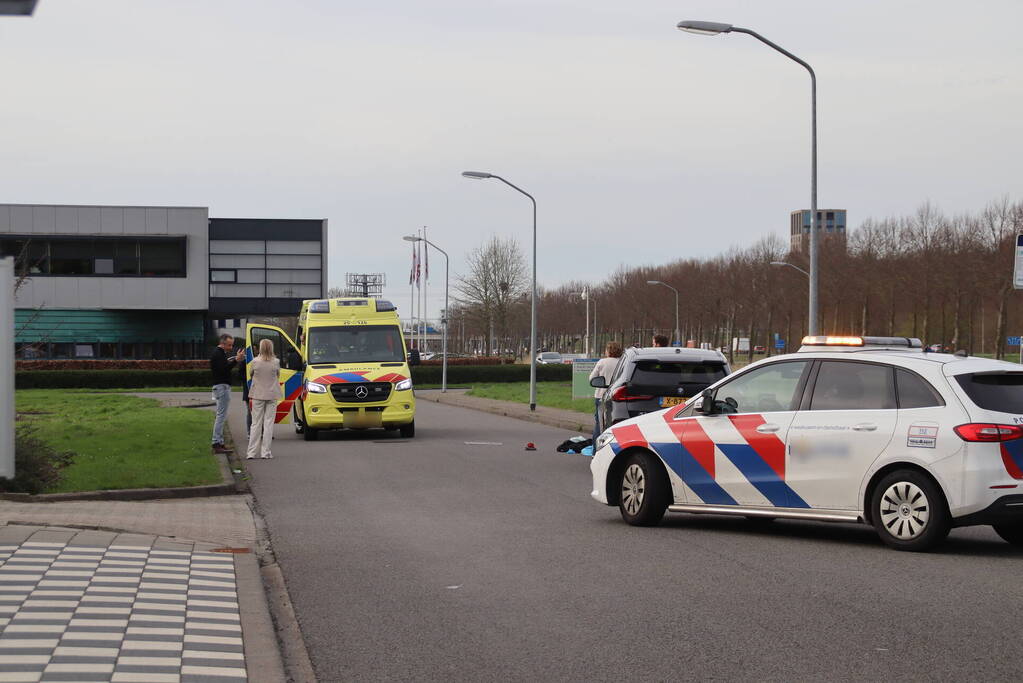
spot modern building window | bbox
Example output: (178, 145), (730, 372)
(0, 237), (184, 277)
(210, 270), (237, 283)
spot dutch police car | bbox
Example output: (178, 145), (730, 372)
(589, 336), (1023, 551)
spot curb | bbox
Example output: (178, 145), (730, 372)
(416, 389), (592, 433)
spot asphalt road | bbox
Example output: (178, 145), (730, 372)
(236, 396), (1023, 682)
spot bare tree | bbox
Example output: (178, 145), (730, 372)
(455, 236), (528, 355)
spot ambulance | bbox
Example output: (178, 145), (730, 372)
(245, 297), (417, 441)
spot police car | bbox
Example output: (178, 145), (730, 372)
(589, 336), (1023, 551)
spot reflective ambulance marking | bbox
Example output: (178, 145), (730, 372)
(716, 444), (810, 508)
(317, 372), (371, 384)
(1000, 440), (1023, 479)
(275, 373), (304, 423)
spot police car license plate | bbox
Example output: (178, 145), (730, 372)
(660, 396), (686, 407)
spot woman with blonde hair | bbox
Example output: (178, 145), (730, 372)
(246, 338), (280, 460)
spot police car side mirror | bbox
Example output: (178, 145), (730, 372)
(590, 376), (607, 389)
(696, 388), (717, 415)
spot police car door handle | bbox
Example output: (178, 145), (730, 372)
(756, 423), (781, 434)
(852, 423), (878, 432)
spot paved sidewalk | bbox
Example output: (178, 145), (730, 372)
(0, 498), (284, 683)
(415, 388), (593, 434)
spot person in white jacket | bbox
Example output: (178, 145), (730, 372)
(588, 341), (623, 442)
(246, 339), (280, 460)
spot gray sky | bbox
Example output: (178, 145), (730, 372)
(2, 0), (1021, 319)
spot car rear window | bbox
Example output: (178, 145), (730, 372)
(955, 373), (1023, 413)
(629, 361), (727, 394)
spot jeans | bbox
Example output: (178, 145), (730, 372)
(212, 384), (231, 445)
(247, 399), (278, 458)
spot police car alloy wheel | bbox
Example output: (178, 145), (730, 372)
(618, 452), (669, 526)
(871, 470), (950, 551)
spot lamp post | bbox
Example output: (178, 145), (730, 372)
(677, 20), (819, 336)
(462, 170), (538, 411)
(647, 280), (680, 347)
(572, 289), (591, 356)
(404, 235), (449, 393)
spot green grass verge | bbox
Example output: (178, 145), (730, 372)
(15, 390), (223, 493)
(466, 382), (594, 414)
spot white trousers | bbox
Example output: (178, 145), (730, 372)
(247, 399), (278, 458)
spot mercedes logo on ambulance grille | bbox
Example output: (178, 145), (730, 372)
(355, 385), (369, 399)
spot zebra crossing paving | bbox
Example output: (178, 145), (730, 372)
(0, 533), (248, 683)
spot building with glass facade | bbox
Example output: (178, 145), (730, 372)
(1, 204), (327, 359)
(789, 209), (847, 253)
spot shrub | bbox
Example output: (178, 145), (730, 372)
(0, 426), (76, 494)
(17, 360), (207, 371)
(16, 369), (215, 389)
(411, 363), (570, 384)
(420, 356), (515, 366)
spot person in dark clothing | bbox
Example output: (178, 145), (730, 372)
(210, 334), (244, 453)
(239, 350), (252, 438)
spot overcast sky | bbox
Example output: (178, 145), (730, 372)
(2, 1), (1021, 320)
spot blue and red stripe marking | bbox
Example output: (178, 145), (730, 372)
(609, 414), (810, 508)
(1001, 440), (1023, 479)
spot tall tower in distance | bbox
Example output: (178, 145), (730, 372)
(790, 209), (847, 253)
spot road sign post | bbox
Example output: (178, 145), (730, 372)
(1, 258), (14, 479)
(1014, 235), (1023, 289)
(571, 359), (598, 399)
(1008, 336), (1022, 365)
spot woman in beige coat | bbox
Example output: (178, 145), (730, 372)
(246, 339), (280, 459)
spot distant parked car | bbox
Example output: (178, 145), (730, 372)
(753, 345), (766, 354)
(536, 352), (563, 365)
(591, 347), (731, 431)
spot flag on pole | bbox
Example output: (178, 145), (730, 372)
(415, 240), (421, 289)
(424, 241), (429, 282)
(409, 242), (417, 285)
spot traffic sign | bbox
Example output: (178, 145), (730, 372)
(1014, 235), (1023, 289)
(775, 339), (786, 349)
(1008, 336), (1022, 346)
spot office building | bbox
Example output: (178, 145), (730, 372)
(790, 209), (847, 253)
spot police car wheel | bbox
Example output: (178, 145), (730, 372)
(618, 451), (669, 527)
(871, 470), (950, 552)
(992, 522), (1023, 547)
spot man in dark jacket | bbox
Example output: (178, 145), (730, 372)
(210, 334), (243, 454)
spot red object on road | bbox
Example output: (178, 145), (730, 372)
(524, 442), (537, 451)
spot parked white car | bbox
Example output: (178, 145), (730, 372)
(590, 336), (1023, 552)
(536, 352), (563, 364)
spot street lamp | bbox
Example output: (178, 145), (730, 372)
(677, 19), (820, 335)
(462, 170), (539, 411)
(404, 235), (449, 393)
(571, 289), (591, 356)
(647, 280), (680, 347)
(770, 261), (809, 278)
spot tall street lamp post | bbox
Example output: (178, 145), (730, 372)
(677, 20), (819, 336)
(647, 280), (680, 347)
(572, 289), (590, 356)
(770, 260), (809, 279)
(404, 235), (449, 393)
(462, 171), (538, 411)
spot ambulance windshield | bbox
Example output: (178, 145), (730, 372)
(308, 326), (405, 364)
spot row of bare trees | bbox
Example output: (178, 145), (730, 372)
(449, 198), (1023, 361)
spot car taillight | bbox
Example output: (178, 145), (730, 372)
(953, 423), (1023, 442)
(610, 386), (653, 402)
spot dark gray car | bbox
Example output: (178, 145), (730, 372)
(591, 347), (730, 431)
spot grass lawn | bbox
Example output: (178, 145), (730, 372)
(466, 382), (594, 414)
(15, 390), (223, 493)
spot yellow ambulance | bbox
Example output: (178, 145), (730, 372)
(245, 297), (417, 440)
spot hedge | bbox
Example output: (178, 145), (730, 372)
(17, 360), (208, 371)
(15, 363), (573, 389)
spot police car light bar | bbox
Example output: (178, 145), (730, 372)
(800, 336), (923, 349)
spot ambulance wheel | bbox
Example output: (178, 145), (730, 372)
(618, 450), (669, 527)
(992, 522), (1023, 547)
(870, 470), (950, 552)
(399, 421), (415, 438)
(303, 427), (318, 441)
